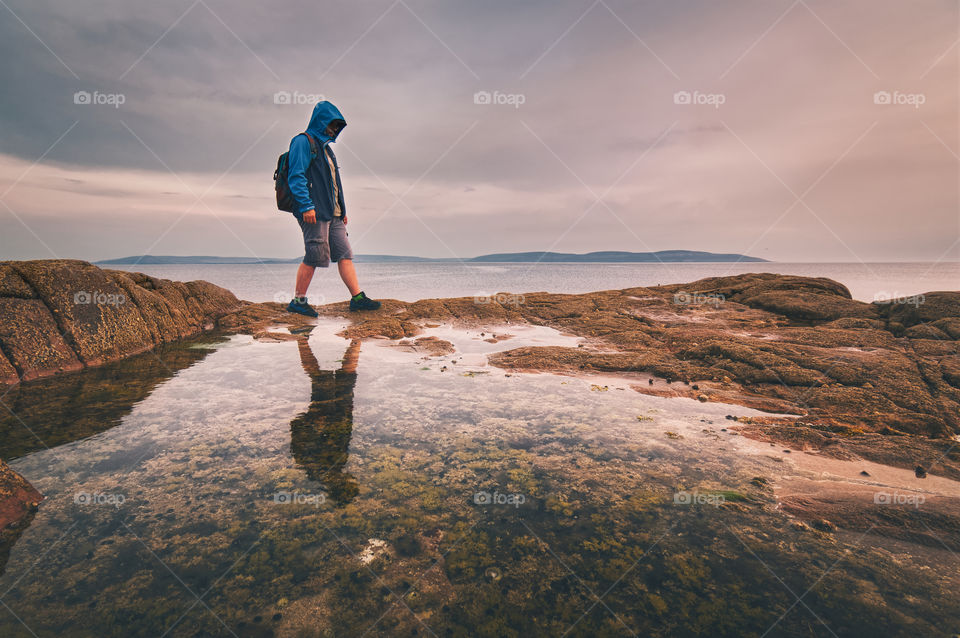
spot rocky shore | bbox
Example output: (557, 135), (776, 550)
(2, 261), (959, 541)
(0, 259), (242, 538)
(298, 273), (960, 437)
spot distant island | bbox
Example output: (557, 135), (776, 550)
(97, 250), (768, 265)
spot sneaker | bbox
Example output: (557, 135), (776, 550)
(287, 298), (318, 317)
(349, 291), (381, 311)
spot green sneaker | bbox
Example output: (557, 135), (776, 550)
(349, 291), (381, 311)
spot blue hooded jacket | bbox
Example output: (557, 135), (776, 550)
(287, 101), (347, 220)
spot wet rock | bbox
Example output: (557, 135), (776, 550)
(0, 460), (41, 529)
(0, 260), (241, 385)
(0, 460), (42, 576)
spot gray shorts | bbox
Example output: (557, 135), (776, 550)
(297, 215), (353, 267)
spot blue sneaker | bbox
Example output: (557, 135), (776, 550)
(287, 298), (318, 317)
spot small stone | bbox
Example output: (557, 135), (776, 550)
(691, 384), (700, 390)
(915, 465), (927, 479)
(811, 519), (837, 532)
(859, 470), (870, 477)
(783, 449), (791, 453)
(648, 379), (654, 385)
(697, 395), (708, 402)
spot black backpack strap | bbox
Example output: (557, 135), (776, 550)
(302, 132), (319, 160)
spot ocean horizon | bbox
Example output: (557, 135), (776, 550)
(113, 260), (959, 304)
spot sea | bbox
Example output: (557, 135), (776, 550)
(112, 261), (959, 304)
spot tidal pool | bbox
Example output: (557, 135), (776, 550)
(0, 320), (957, 637)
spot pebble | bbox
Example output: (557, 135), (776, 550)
(915, 465), (927, 479)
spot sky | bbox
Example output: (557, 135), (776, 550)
(0, 0), (957, 263)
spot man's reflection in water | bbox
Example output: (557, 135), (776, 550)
(290, 329), (361, 506)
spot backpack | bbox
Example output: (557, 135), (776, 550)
(274, 132), (319, 212)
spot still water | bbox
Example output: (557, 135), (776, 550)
(0, 320), (957, 636)
(111, 261), (959, 304)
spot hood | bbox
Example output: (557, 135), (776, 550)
(305, 101), (346, 143)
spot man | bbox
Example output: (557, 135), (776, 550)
(286, 100), (380, 316)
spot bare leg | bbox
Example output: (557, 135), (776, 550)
(295, 262), (315, 298)
(338, 259), (361, 296)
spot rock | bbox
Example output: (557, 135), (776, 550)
(0, 298), (82, 381)
(0, 260), (241, 385)
(876, 291), (960, 329)
(811, 519), (838, 532)
(915, 465), (927, 479)
(663, 273), (879, 323)
(0, 460), (42, 576)
(0, 459), (41, 529)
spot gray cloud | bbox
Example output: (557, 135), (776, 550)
(0, 0), (957, 261)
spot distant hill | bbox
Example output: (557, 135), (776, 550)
(468, 250), (768, 263)
(98, 250), (767, 265)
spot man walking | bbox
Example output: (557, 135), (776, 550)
(286, 100), (380, 316)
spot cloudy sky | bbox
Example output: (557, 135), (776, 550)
(0, 0), (957, 262)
